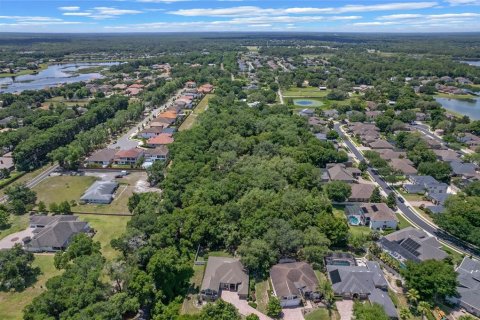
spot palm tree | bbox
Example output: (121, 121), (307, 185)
(406, 288), (420, 306)
(399, 307), (412, 320)
(417, 301), (431, 320)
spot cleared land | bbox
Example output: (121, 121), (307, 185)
(0, 255), (62, 320)
(179, 94), (214, 132)
(283, 87), (330, 98)
(80, 214), (130, 260)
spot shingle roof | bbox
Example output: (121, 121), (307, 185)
(456, 257), (480, 313)
(270, 262), (319, 298)
(348, 184), (375, 201)
(80, 181), (118, 203)
(201, 257), (249, 296)
(26, 216), (88, 250)
(86, 149), (117, 163)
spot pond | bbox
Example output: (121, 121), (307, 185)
(0, 62), (120, 93)
(460, 60), (480, 67)
(293, 99), (323, 107)
(435, 97), (480, 120)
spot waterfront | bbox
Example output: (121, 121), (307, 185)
(435, 97), (480, 120)
(0, 62), (118, 93)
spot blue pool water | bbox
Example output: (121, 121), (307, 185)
(348, 216), (360, 225)
(293, 99), (323, 107)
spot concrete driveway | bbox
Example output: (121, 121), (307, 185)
(336, 300), (353, 320)
(221, 291), (271, 320)
(0, 228), (34, 249)
(282, 307), (305, 320)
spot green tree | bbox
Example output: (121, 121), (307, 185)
(399, 307), (412, 320)
(369, 187), (382, 203)
(199, 300), (241, 320)
(317, 213), (349, 247)
(358, 160), (368, 172)
(353, 302), (389, 320)
(417, 161), (452, 183)
(464, 180), (480, 196)
(406, 288), (420, 305)
(57, 200), (72, 215)
(401, 260), (457, 301)
(5, 184), (36, 215)
(246, 314), (260, 320)
(386, 192), (397, 209)
(417, 301), (431, 320)
(238, 239), (277, 276)
(49, 202), (59, 214)
(0, 208), (9, 229)
(0, 244), (40, 291)
(37, 201), (47, 214)
(325, 181), (351, 202)
(299, 227), (330, 267)
(266, 297), (282, 319)
(54, 233), (101, 269)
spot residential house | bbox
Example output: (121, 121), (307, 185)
(185, 81), (196, 88)
(298, 109), (315, 117)
(144, 146), (169, 162)
(434, 149), (460, 162)
(323, 163), (361, 183)
(450, 161), (478, 178)
(424, 138), (443, 150)
(315, 133), (327, 141)
(403, 175), (448, 195)
(84, 148), (117, 167)
(365, 111), (382, 121)
(114, 148), (144, 165)
(378, 227), (448, 265)
(389, 158), (417, 175)
(345, 203), (398, 230)
(448, 257), (480, 317)
(150, 117), (175, 128)
(198, 83), (214, 94)
(369, 140), (394, 149)
(200, 257), (249, 301)
(348, 184), (375, 202)
(376, 149), (406, 161)
(138, 127), (164, 139)
(113, 83), (127, 90)
(308, 117), (327, 127)
(270, 262), (320, 307)
(24, 215), (90, 252)
(415, 112), (428, 121)
(0, 152), (14, 171)
(147, 133), (174, 147)
(80, 180), (118, 204)
(326, 260), (397, 319)
(322, 109), (339, 119)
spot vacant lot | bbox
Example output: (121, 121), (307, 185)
(80, 214), (130, 260)
(179, 94), (214, 131)
(283, 87), (330, 98)
(33, 175), (97, 207)
(0, 255), (62, 320)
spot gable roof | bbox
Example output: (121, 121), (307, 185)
(26, 216), (88, 250)
(86, 148), (117, 163)
(456, 257), (480, 313)
(80, 181), (118, 203)
(115, 148), (144, 159)
(147, 133), (174, 145)
(201, 257), (248, 296)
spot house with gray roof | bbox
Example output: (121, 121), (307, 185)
(448, 257), (480, 317)
(326, 261), (397, 318)
(348, 184), (375, 202)
(80, 180), (118, 204)
(85, 149), (117, 167)
(270, 262), (320, 307)
(378, 227), (448, 265)
(24, 215), (90, 252)
(450, 161), (478, 178)
(345, 203), (398, 230)
(323, 163), (361, 183)
(403, 175), (448, 195)
(200, 257), (249, 301)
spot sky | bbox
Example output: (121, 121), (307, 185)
(0, 0), (479, 33)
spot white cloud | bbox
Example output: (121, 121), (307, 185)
(444, 0), (480, 5)
(354, 21), (397, 26)
(378, 12), (480, 19)
(168, 2), (439, 17)
(63, 12), (93, 17)
(61, 7), (143, 20)
(58, 6), (80, 11)
(0, 16), (63, 22)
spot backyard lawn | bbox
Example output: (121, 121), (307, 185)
(181, 264), (206, 315)
(33, 175), (97, 206)
(80, 214), (130, 261)
(0, 214), (29, 240)
(255, 279), (270, 314)
(0, 255), (62, 320)
(283, 87), (330, 98)
(179, 94), (214, 131)
(305, 308), (340, 320)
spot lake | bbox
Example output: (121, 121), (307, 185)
(293, 99), (323, 107)
(435, 97), (480, 120)
(460, 60), (480, 67)
(0, 62), (119, 93)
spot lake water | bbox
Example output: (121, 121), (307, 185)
(435, 97), (480, 120)
(460, 60), (480, 67)
(0, 62), (119, 93)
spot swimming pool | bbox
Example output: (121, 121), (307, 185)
(293, 99), (323, 107)
(348, 216), (360, 225)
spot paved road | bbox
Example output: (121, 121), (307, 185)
(109, 88), (184, 150)
(334, 123), (480, 259)
(413, 122), (469, 156)
(0, 164), (59, 203)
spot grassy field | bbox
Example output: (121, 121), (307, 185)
(395, 188), (425, 202)
(181, 264), (205, 315)
(0, 255), (62, 320)
(435, 93), (478, 99)
(397, 213), (413, 230)
(179, 94), (214, 131)
(255, 279), (270, 314)
(349, 225), (372, 237)
(80, 215), (130, 261)
(33, 175), (97, 207)
(0, 64), (48, 78)
(283, 87), (330, 98)
(0, 165), (53, 197)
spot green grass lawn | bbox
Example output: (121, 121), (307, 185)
(255, 279), (270, 314)
(395, 188), (425, 202)
(435, 93), (478, 99)
(33, 175), (97, 207)
(179, 94), (214, 131)
(0, 165), (53, 197)
(397, 213), (412, 230)
(441, 245), (465, 265)
(349, 226), (372, 237)
(305, 308), (334, 320)
(283, 87), (330, 98)
(181, 264), (206, 315)
(0, 214), (29, 240)
(207, 250), (233, 258)
(79, 215), (130, 261)
(0, 255), (62, 320)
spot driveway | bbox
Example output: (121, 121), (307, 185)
(0, 228), (34, 249)
(282, 307), (305, 320)
(336, 300), (353, 320)
(221, 291), (271, 320)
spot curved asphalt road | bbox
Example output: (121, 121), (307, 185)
(334, 123), (479, 259)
